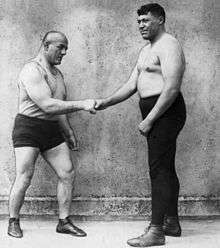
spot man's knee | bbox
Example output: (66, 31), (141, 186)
(58, 167), (75, 183)
(15, 171), (34, 189)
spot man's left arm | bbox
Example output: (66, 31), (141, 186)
(58, 114), (78, 150)
(58, 74), (78, 150)
(139, 40), (185, 135)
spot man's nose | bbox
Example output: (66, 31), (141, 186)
(61, 49), (66, 55)
(139, 23), (145, 30)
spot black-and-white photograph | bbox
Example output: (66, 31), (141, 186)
(0, 0), (219, 247)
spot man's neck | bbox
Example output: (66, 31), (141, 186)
(35, 53), (56, 74)
(149, 27), (166, 45)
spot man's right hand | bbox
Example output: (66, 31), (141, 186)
(83, 99), (96, 114)
(94, 99), (108, 110)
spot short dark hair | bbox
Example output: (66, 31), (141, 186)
(137, 3), (166, 23)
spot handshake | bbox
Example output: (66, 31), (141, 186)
(82, 99), (107, 114)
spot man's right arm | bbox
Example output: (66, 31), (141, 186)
(95, 64), (139, 109)
(20, 64), (96, 115)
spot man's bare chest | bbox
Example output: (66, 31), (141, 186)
(138, 47), (161, 73)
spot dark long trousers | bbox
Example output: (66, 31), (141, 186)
(139, 93), (186, 225)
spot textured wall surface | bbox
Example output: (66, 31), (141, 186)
(0, 0), (219, 217)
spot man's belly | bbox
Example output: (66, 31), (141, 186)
(137, 72), (164, 98)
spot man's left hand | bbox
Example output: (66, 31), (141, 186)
(138, 120), (153, 136)
(66, 135), (78, 151)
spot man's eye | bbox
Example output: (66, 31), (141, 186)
(137, 19), (148, 24)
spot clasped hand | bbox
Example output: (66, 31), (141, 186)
(94, 99), (107, 110)
(83, 99), (97, 114)
(83, 98), (107, 114)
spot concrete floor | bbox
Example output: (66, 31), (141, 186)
(1, 218), (220, 248)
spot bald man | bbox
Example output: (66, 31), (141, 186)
(8, 31), (95, 238)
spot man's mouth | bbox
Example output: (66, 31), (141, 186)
(140, 30), (149, 35)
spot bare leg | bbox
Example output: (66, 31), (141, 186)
(42, 142), (75, 219)
(42, 142), (86, 237)
(9, 147), (39, 218)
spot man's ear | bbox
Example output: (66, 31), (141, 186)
(158, 16), (164, 25)
(44, 41), (49, 51)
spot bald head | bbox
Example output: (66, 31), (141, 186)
(40, 31), (68, 65)
(42, 31), (68, 48)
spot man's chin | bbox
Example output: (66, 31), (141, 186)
(142, 35), (149, 40)
(141, 33), (150, 40)
(55, 60), (62, 65)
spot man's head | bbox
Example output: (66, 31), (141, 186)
(137, 3), (166, 41)
(42, 31), (68, 65)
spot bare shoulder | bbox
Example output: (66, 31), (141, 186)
(19, 61), (43, 85)
(159, 34), (185, 74)
(19, 61), (41, 79)
(159, 33), (184, 54)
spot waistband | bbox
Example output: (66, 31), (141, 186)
(139, 94), (160, 101)
(16, 114), (59, 125)
(140, 92), (183, 101)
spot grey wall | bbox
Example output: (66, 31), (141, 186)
(0, 0), (219, 217)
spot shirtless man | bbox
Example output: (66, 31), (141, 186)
(8, 31), (96, 238)
(95, 3), (186, 247)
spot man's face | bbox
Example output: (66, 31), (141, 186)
(137, 12), (162, 40)
(46, 39), (68, 65)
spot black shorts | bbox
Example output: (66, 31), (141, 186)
(12, 114), (65, 152)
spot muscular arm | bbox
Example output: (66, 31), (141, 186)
(58, 114), (75, 138)
(58, 114), (78, 149)
(56, 77), (75, 137)
(99, 64), (139, 108)
(20, 64), (95, 115)
(144, 40), (185, 123)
